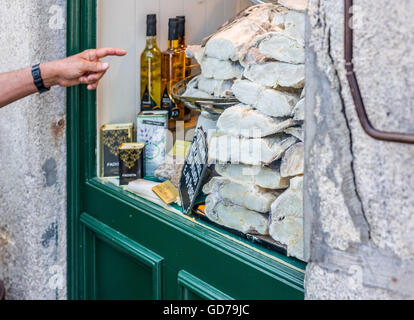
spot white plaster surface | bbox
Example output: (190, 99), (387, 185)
(0, 0), (67, 300)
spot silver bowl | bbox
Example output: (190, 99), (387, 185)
(171, 76), (240, 116)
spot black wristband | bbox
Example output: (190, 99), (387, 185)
(31, 64), (50, 94)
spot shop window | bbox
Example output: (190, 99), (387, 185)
(96, 0), (306, 262)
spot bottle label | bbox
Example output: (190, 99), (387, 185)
(141, 86), (158, 110)
(161, 87), (180, 119)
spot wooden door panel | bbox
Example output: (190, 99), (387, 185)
(81, 213), (164, 300)
(178, 270), (234, 300)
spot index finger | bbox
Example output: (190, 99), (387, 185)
(94, 47), (127, 59)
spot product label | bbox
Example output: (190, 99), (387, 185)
(142, 120), (165, 127)
(141, 86), (157, 110)
(161, 87), (180, 119)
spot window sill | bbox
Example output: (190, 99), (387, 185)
(86, 177), (307, 291)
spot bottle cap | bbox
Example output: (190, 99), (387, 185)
(168, 18), (179, 41)
(147, 14), (156, 23)
(147, 14), (157, 37)
(177, 16), (186, 38)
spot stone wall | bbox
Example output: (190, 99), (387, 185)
(0, 0), (67, 300)
(304, 0), (414, 299)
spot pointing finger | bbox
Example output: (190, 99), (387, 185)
(79, 48), (127, 61)
(94, 48), (127, 59)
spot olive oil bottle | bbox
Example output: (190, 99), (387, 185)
(177, 16), (191, 78)
(161, 18), (186, 129)
(140, 14), (162, 111)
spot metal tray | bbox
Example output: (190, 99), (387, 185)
(171, 76), (240, 116)
(250, 0), (278, 4)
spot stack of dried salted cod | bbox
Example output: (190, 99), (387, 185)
(196, 1), (306, 260)
(184, 3), (287, 99)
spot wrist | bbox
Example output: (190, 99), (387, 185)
(39, 62), (59, 88)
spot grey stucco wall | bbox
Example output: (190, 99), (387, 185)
(0, 0), (67, 300)
(304, 0), (414, 299)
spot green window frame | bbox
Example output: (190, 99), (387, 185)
(67, 0), (306, 300)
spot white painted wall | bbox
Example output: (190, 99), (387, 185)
(97, 0), (251, 129)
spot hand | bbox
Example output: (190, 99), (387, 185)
(41, 47), (127, 90)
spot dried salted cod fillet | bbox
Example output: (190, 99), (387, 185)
(204, 19), (267, 62)
(208, 133), (297, 165)
(186, 45), (205, 65)
(217, 105), (294, 138)
(279, 0), (308, 13)
(202, 3), (283, 44)
(232, 80), (298, 117)
(203, 4), (285, 62)
(182, 75), (214, 99)
(253, 32), (305, 64)
(205, 193), (269, 235)
(292, 97), (305, 121)
(215, 163), (289, 190)
(197, 77), (234, 98)
(284, 127), (304, 142)
(266, 134), (298, 161)
(240, 47), (269, 68)
(244, 62), (305, 88)
(269, 176), (303, 259)
(273, 10), (305, 46)
(201, 57), (244, 80)
(258, 88), (299, 117)
(231, 80), (261, 106)
(272, 216), (304, 259)
(203, 177), (280, 213)
(270, 175), (303, 220)
(183, 86), (214, 99)
(280, 142), (304, 177)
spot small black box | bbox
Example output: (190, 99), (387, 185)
(119, 143), (145, 186)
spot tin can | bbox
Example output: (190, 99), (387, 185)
(119, 143), (145, 185)
(137, 111), (169, 177)
(100, 123), (134, 177)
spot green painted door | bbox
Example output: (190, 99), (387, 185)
(67, 0), (305, 300)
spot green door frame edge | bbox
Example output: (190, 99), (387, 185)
(67, 0), (306, 300)
(67, 0), (80, 300)
(67, 0), (97, 300)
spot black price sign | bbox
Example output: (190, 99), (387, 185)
(179, 128), (208, 215)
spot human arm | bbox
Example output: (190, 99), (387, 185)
(0, 47), (126, 108)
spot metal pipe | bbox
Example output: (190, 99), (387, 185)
(344, 0), (414, 144)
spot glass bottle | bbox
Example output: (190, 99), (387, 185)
(177, 16), (192, 78)
(177, 16), (192, 121)
(140, 14), (162, 111)
(161, 18), (186, 130)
